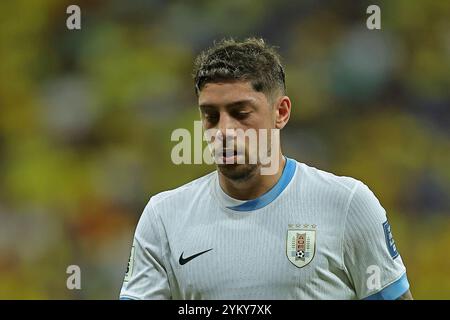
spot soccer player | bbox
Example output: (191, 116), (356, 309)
(119, 38), (412, 300)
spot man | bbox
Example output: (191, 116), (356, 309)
(119, 38), (412, 300)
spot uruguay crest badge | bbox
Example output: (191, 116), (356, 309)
(286, 224), (316, 268)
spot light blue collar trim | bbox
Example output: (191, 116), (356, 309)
(227, 157), (297, 212)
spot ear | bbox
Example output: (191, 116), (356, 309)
(274, 96), (291, 129)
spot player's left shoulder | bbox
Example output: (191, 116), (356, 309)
(294, 160), (387, 223)
(296, 160), (361, 200)
(347, 178), (387, 221)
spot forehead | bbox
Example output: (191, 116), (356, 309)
(198, 81), (267, 107)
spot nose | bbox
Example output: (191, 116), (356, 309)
(216, 113), (238, 148)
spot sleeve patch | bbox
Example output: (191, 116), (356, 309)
(382, 220), (399, 259)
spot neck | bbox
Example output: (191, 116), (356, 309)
(218, 153), (286, 200)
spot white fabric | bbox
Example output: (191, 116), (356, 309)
(120, 159), (407, 299)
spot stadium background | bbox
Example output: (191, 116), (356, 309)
(0, 0), (449, 299)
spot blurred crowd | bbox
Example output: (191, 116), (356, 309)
(0, 0), (449, 299)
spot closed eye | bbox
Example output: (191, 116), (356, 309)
(203, 112), (219, 124)
(231, 111), (251, 120)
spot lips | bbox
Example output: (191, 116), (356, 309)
(216, 148), (243, 164)
(222, 149), (237, 157)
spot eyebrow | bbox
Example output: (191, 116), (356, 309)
(199, 99), (257, 111)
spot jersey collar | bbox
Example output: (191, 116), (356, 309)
(214, 157), (297, 212)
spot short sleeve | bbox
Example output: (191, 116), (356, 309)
(343, 182), (410, 300)
(119, 200), (171, 300)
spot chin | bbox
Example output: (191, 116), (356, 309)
(217, 163), (259, 182)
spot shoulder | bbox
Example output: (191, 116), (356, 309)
(145, 170), (216, 214)
(296, 160), (361, 200)
(292, 160), (387, 225)
(299, 162), (385, 221)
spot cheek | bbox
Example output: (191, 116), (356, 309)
(251, 113), (276, 130)
(243, 119), (275, 152)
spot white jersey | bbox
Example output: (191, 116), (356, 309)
(120, 157), (409, 300)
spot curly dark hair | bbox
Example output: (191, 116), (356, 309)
(193, 37), (286, 99)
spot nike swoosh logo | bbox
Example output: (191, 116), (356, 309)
(179, 248), (213, 265)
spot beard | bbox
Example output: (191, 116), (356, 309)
(211, 130), (276, 181)
(217, 162), (259, 182)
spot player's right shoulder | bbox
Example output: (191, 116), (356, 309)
(144, 170), (216, 216)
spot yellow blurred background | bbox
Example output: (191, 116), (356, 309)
(0, 0), (449, 299)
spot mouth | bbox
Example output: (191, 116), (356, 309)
(222, 149), (237, 157)
(218, 149), (241, 164)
